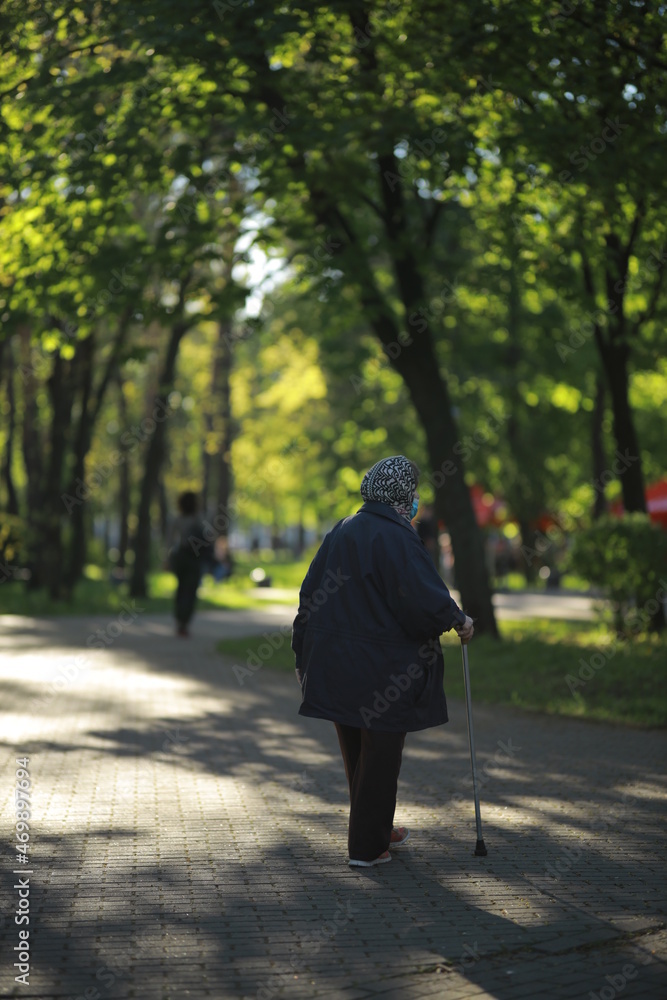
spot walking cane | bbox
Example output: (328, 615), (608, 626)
(460, 637), (488, 856)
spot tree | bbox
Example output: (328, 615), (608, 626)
(122, 1), (502, 629)
(478, 0), (667, 512)
(3, 0), (664, 615)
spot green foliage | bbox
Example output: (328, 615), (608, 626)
(0, 514), (24, 571)
(570, 515), (667, 635)
(1, 0), (666, 596)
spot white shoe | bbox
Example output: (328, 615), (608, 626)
(348, 850), (392, 867)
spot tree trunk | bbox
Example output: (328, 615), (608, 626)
(1, 339), (20, 515)
(581, 229), (648, 514)
(598, 339), (646, 513)
(518, 519), (540, 584)
(130, 308), (190, 598)
(38, 352), (76, 599)
(201, 318), (235, 531)
(64, 334), (95, 592)
(591, 373), (608, 520)
(19, 329), (43, 585)
(62, 312), (132, 589)
(215, 318), (234, 535)
(350, 262), (498, 630)
(20, 330), (75, 597)
(248, 35), (497, 633)
(118, 457), (131, 570)
(21, 344), (72, 599)
(116, 375), (131, 569)
(366, 155), (497, 632)
(325, 227), (498, 631)
(202, 441), (212, 515)
(401, 356), (498, 633)
(158, 478), (169, 541)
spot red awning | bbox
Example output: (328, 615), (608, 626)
(469, 484), (505, 527)
(608, 478), (667, 528)
(647, 478), (667, 527)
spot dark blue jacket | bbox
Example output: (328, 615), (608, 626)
(292, 500), (466, 732)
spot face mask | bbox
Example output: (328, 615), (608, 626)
(410, 497), (419, 519)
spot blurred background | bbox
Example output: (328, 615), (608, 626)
(0, 0), (665, 640)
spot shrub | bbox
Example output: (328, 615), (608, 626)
(0, 514), (25, 580)
(570, 514), (667, 635)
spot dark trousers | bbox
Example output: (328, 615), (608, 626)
(334, 722), (406, 862)
(175, 563), (200, 627)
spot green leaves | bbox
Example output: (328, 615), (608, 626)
(570, 514), (667, 635)
(1, 0), (665, 598)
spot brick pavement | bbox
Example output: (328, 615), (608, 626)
(0, 611), (666, 1000)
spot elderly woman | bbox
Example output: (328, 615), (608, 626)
(292, 455), (474, 868)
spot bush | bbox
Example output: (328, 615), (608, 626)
(0, 514), (25, 579)
(570, 514), (667, 635)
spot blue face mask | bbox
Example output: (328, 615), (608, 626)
(410, 497), (419, 519)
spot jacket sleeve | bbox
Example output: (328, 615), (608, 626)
(375, 528), (466, 640)
(291, 532), (332, 682)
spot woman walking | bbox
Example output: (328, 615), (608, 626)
(292, 455), (474, 867)
(168, 491), (208, 637)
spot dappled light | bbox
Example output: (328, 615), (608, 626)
(1, 615), (665, 996)
(1, 1), (666, 996)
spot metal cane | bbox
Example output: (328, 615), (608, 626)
(461, 638), (487, 856)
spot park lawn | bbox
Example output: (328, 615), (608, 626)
(0, 550), (310, 618)
(0, 567), (276, 617)
(216, 617), (667, 729)
(231, 549), (314, 589)
(495, 572), (591, 593)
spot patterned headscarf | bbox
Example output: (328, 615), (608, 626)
(360, 455), (418, 520)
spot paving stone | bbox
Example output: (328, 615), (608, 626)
(0, 611), (666, 1000)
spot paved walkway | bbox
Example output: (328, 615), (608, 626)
(0, 610), (665, 1000)
(244, 589), (602, 621)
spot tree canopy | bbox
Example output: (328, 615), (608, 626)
(0, 0), (665, 629)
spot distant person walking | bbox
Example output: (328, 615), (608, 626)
(168, 491), (208, 637)
(292, 455), (474, 867)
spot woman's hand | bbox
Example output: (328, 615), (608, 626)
(454, 615), (475, 642)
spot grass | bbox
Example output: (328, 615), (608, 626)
(0, 549), (594, 616)
(492, 571), (592, 593)
(230, 549), (313, 589)
(216, 617), (667, 729)
(4, 551), (664, 727)
(5, 549), (663, 727)
(0, 548), (314, 617)
(0, 567), (282, 617)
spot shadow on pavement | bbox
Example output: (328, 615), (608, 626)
(1, 612), (666, 998)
